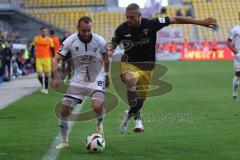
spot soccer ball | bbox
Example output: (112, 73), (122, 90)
(86, 134), (105, 152)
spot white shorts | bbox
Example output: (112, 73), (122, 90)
(64, 79), (105, 101)
(234, 53), (240, 72)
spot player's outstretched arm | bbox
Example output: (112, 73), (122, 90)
(51, 54), (63, 90)
(169, 16), (217, 29)
(102, 52), (110, 88)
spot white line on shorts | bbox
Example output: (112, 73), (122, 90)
(42, 100), (85, 160)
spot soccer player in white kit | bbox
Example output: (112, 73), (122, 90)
(51, 16), (109, 148)
(227, 13), (240, 101)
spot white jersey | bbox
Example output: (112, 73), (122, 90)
(229, 25), (240, 71)
(228, 25), (240, 53)
(59, 33), (107, 85)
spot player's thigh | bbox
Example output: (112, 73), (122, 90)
(36, 58), (43, 73)
(136, 71), (153, 98)
(42, 58), (52, 73)
(89, 81), (105, 113)
(65, 85), (87, 100)
(121, 62), (140, 87)
(92, 97), (104, 114)
(61, 96), (82, 117)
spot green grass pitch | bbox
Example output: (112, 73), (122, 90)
(1, 61), (240, 160)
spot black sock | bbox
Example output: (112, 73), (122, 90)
(127, 91), (138, 116)
(45, 76), (49, 90)
(134, 111), (141, 120)
(38, 76), (43, 88)
(134, 99), (144, 120)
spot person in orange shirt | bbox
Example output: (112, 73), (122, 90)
(49, 29), (61, 57)
(170, 41), (177, 53)
(202, 38), (209, 53)
(211, 39), (218, 53)
(162, 41), (170, 54)
(31, 27), (54, 94)
(183, 38), (190, 53)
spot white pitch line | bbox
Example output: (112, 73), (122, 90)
(42, 101), (85, 160)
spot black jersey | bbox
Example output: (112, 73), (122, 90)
(112, 17), (170, 63)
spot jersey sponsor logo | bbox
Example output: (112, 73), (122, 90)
(121, 38), (150, 51)
(124, 34), (131, 37)
(158, 18), (166, 23)
(133, 38), (150, 47)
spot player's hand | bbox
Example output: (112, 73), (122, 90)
(200, 17), (218, 29)
(235, 53), (240, 62)
(106, 42), (116, 57)
(51, 78), (59, 90)
(105, 75), (110, 88)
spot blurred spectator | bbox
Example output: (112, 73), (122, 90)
(0, 29), (34, 83)
(202, 38), (209, 53)
(0, 50), (3, 83)
(176, 9), (183, 16)
(0, 37), (12, 81)
(170, 41), (177, 53)
(183, 39), (190, 53)
(61, 31), (70, 42)
(210, 39), (218, 53)
(162, 42), (170, 54)
(49, 29), (61, 57)
(160, 7), (167, 14)
(186, 8), (193, 17)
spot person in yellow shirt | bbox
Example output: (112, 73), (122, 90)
(31, 27), (54, 94)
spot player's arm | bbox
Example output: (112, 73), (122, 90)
(106, 42), (117, 57)
(51, 39), (70, 90)
(102, 52), (110, 88)
(108, 29), (122, 57)
(51, 54), (63, 90)
(169, 16), (217, 29)
(227, 28), (238, 54)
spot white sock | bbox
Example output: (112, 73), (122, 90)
(232, 76), (240, 96)
(59, 119), (69, 143)
(96, 108), (105, 127)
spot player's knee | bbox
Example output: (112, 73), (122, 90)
(124, 73), (137, 90)
(92, 100), (104, 114)
(37, 73), (43, 77)
(235, 72), (240, 77)
(60, 105), (72, 118)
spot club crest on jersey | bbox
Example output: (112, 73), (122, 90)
(143, 29), (149, 36)
(93, 48), (98, 52)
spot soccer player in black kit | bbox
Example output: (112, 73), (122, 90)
(108, 3), (218, 134)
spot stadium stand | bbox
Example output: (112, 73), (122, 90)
(192, 0), (240, 41)
(27, 9), (124, 41)
(22, 0), (105, 8)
